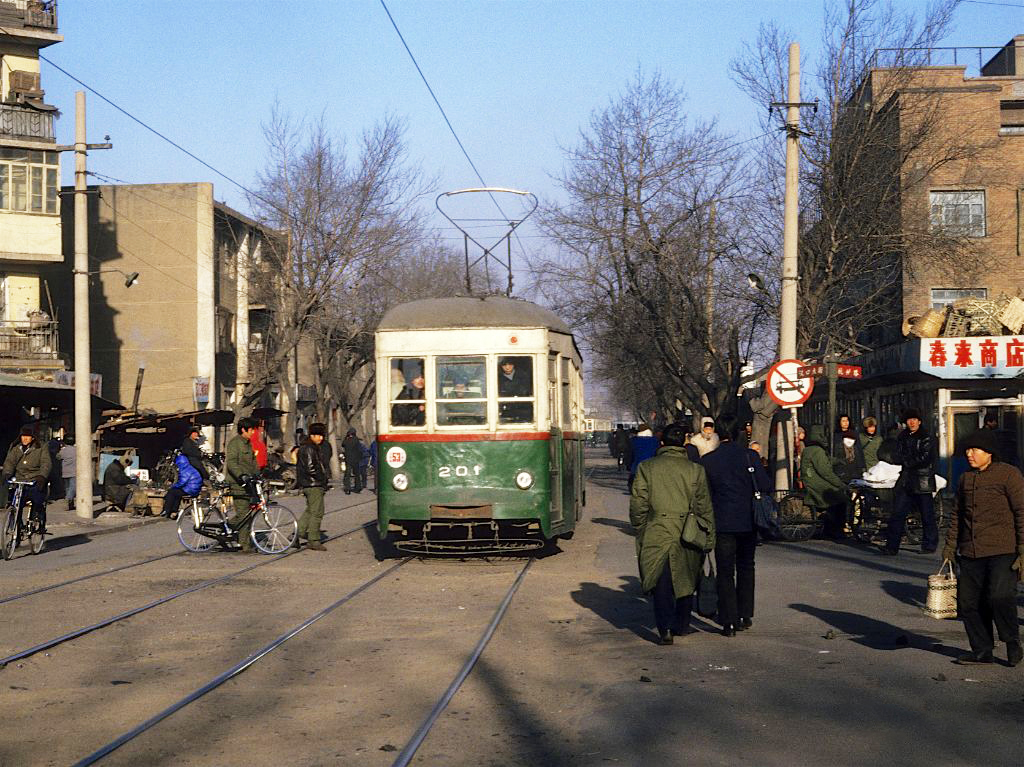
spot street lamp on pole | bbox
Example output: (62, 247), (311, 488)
(73, 268), (140, 289)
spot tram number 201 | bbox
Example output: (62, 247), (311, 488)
(438, 465), (482, 478)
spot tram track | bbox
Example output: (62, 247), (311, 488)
(0, 516), (377, 668)
(68, 556), (534, 765)
(0, 498), (376, 607)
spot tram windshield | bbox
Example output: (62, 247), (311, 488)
(389, 358), (425, 426)
(497, 356), (534, 424)
(436, 356), (486, 426)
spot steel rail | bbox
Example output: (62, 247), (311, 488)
(0, 498), (375, 606)
(71, 558), (410, 767)
(391, 558), (533, 767)
(0, 519), (375, 668)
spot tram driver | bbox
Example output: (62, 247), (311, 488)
(498, 356), (533, 423)
(392, 370), (426, 427)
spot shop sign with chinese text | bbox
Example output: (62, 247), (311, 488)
(920, 336), (1024, 379)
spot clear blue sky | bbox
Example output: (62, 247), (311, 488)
(44, 0), (1024, 255)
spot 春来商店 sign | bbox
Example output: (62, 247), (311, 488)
(920, 336), (1024, 379)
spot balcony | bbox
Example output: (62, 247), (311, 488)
(0, 317), (61, 366)
(0, 103), (55, 141)
(0, 1), (57, 30)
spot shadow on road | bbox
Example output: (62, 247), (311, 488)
(880, 579), (927, 608)
(789, 602), (962, 658)
(771, 540), (933, 579)
(41, 533), (92, 552)
(589, 516), (635, 536)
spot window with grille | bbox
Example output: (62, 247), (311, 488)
(930, 287), (987, 310)
(929, 190), (985, 237)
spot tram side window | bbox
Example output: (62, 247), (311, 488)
(498, 355), (534, 424)
(436, 356), (487, 426)
(390, 358), (426, 427)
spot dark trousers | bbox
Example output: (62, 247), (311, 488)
(822, 503), (848, 540)
(162, 486), (188, 518)
(651, 562), (694, 633)
(885, 489), (937, 552)
(344, 461), (362, 492)
(17, 483), (47, 531)
(715, 531), (756, 626)
(957, 554), (1020, 653)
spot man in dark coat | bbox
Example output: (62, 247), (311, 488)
(295, 423), (330, 550)
(942, 429), (1024, 666)
(883, 408), (939, 554)
(630, 424), (715, 645)
(701, 414), (772, 636)
(342, 427), (363, 494)
(2, 426), (52, 531)
(102, 455), (135, 512)
(392, 374), (426, 426)
(180, 425), (210, 481)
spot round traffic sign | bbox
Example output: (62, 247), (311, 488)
(766, 358), (814, 407)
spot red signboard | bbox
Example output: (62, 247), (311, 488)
(837, 364), (862, 379)
(796, 363), (862, 379)
(797, 364), (825, 379)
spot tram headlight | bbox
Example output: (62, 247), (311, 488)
(515, 470), (533, 490)
(392, 472), (409, 491)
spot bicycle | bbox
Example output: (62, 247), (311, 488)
(176, 476), (297, 554)
(2, 479), (46, 559)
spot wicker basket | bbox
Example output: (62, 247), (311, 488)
(924, 559), (957, 619)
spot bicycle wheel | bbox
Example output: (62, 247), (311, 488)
(177, 506), (217, 553)
(778, 494), (819, 542)
(27, 510), (44, 555)
(1, 508), (18, 560)
(251, 504), (297, 554)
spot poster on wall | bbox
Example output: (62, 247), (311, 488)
(193, 376), (211, 406)
(54, 371), (103, 397)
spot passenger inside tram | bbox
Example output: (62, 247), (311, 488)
(498, 356), (534, 423)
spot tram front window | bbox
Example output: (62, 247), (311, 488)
(390, 358), (426, 427)
(497, 355), (534, 424)
(436, 356), (486, 426)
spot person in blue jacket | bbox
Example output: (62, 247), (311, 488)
(628, 424), (661, 492)
(162, 449), (203, 520)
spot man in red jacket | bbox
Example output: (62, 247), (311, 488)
(943, 429), (1024, 666)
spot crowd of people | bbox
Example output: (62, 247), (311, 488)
(625, 409), (1023, 667)
(1, 417), (376, 554)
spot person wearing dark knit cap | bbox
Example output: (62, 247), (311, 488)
(882, 408), (939, 554)
(944, 429), (1024, 666)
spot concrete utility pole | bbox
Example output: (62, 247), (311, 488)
(70, 92), (111, 520)
(772, 43), (813, 492)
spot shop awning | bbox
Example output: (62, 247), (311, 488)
(0, 373), (123, 413)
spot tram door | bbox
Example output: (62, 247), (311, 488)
(548, 354), (563, 526)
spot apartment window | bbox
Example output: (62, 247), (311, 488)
(1000, 100), (1024, 134)
(930, 190), (985, 237)
(930, 287), (987, 310)
(0, 148), (58, 214)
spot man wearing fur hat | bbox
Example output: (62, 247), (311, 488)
(882, 408), (938, 554)
(943, 429), (1024, 666)
(2, 426), (51, 533)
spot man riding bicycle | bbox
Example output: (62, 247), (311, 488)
(2, 426), (52, 535)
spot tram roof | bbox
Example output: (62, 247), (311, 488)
(378, 296), (572, 335)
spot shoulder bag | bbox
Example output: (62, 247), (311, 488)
(748, 453), (782, 540)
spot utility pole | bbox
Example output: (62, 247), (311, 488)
(771, 43), (815, 492)
(69, 92), (112, 520)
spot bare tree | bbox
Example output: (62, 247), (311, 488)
(731, 0), (991, 358)
(533, 71), (773, 422)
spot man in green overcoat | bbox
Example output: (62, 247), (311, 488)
(225, 417), (260, 552)
(801, 424), (848, 539)
(630, 423), (716, 645)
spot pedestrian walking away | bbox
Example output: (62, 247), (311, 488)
(883, 408), (939, 554)
(58, 435), (76, 510)
(628, 423), (659, 493)
(225, 417), (261, 552)
(2, 426), (51, 534)
(700, 414), (771, 636)
(630, 423), (716, 645)
(942, 429), (1024, 667)
(296, 423), (329, 550)
(342, 427), (363, 494)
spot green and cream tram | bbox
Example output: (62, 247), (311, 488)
(375, 296), (584, 554)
